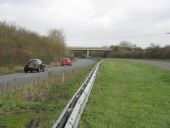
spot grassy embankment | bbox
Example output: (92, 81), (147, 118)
(80, 60), (170, 128)
(0, 65), (94, 128)
(0, 66), (23, 76)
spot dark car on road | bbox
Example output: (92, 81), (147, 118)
(24, 59), (45, 73)
(60, 58), (72, 66)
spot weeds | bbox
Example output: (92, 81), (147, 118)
(0, 65), (94, 128)
(0, 66), (23, 76)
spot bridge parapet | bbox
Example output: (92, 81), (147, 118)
(67, 47), (110, 58)
(68, 47), (110, 51)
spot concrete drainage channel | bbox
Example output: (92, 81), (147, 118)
(52, 61), (102, 128)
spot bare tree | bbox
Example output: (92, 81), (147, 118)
(0, 21), (66, 66)
(48, 29), (65, 45)
(48, 29), (66, 59)
(119, 41), (134, 48)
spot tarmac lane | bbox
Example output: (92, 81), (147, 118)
(0, 59), (96, 90)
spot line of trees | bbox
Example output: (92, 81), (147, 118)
(109, 41), (170, 59)
(0, 21), (66, 66)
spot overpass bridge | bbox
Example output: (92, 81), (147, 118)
(67, 47), (110, 58)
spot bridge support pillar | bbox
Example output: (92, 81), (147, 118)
(87, 50), (89, 58)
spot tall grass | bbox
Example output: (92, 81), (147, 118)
(0, 65), (94, 128)
(0, 66), (23, 75)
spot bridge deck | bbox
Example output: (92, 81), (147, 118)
(68, 47), (110, 51)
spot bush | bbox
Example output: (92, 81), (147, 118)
(0, 21), (66, 66)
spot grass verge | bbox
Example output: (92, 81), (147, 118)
(0, 62), (59, 76)
(0, 65), (94, 128)
(80, 60), (170, 128)
(0, 66), (23, 76)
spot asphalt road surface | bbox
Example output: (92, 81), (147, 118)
(128, 59), (170, 70)
(0, 59), (96, 90)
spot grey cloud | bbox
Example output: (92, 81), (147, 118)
(0, 0), (169, 48)
(0, 0), (42, 4)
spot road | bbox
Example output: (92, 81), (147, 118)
(0, 59), (96, 90)
(128, 59), (170, 70)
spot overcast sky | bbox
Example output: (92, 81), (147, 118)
(0, 0), (170, 48)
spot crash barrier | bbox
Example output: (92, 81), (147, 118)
(52, 61), (102, 128)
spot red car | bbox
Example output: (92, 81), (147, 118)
(60, 58), (72, 66)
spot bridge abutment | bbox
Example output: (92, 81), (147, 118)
(87, 50), (89, 58)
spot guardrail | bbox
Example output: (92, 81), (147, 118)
(52, 61), (102, 128)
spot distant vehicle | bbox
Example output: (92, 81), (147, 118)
(24, 59), (45, 73)
(81, 54), (87, 58)
(60, 58), (72, 66)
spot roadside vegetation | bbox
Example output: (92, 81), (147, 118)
(0, 21), (65, 67)
(0, 65), (94, 128)
(108, 41), (170, 59)
(0, 66), (23, 75)
(80, 60), (170, 128)
(72, 41), (170, 59)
